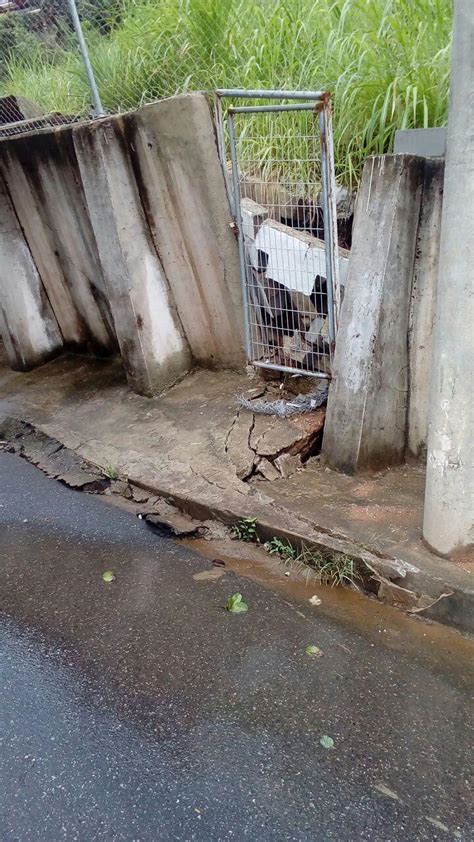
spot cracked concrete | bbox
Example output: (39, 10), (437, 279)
(225, 403), (325, 483)
(0, 347), (472, 633)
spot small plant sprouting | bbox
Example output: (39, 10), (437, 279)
(231, 517), (259, 543)
(103, 464), (118, 480)
(264, 537), (297, 561)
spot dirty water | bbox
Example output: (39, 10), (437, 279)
(179, 536), (474, 685)
(77, 479), (474, 684)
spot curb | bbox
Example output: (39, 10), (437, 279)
(2, 415), (473, 635)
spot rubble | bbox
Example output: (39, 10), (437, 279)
(225, 401), (326, 482)
(141, 501), (207, 538)
(240, 198), (350, 376)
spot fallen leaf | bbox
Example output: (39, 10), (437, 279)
(320, 735), (334, 749)
(425, 817), (449, 833)
(102, 570), (116, 583)
(309, 595), (322, 606)
(226, 592), (248, 613)
(305, 644), (323, 658)
(374, 783), (400, 801)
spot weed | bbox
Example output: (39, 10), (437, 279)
(264, 535), (359, 588)
(231, 517), (259, 543)
(299, 547), (360, 588)
(103, 464), (118, 480)
(264, 537), (297, 561)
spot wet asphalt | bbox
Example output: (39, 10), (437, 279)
(0, 452), (472, 842)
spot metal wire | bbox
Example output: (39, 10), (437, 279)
(228, 104), (336, 379)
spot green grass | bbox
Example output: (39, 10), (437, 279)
(265, 537), (360, 588)
(1, 0), (452, 184)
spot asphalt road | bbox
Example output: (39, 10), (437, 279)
(0, 452), (472, 842)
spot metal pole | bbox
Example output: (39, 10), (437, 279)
(318, 107), (337, 349)
(229, 104), (318, 114)
(227, 112), (252, 360)
(320, 99), (341, 333)
(216, 89), (326, 101)
(66, 0), (105, 118)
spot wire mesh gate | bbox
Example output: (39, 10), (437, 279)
(216, 90), (340, 379)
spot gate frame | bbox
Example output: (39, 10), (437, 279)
(215, 89), (341, 379)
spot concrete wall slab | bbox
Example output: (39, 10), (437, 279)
(129, 93), (245, 369)
(0, 130), (116, 354)
(73, 118), (191, 396)
(323, 155), (424, 472)
(408, 158), (444, 459)
(0, 175), (63, 369)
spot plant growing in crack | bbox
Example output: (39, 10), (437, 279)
(298, 546), (360, 588)
(263, 536), (360, 588)
(264, 537), (298, 561)
(103, 464), (118, 480)
(231, 517), (259, 542)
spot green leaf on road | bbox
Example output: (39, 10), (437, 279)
(305, 644), (323, 657)
(226, 592), (248, 613)
(102, 570), (116, 583)
(320, 735), (334, 749)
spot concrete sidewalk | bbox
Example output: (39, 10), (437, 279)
(0, 348), (472, 632)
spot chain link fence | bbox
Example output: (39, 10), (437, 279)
(3, 0), (306, 135)
(0, 1), (451, 175)
(0, 0), (338, 143)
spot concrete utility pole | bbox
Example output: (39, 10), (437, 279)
(423, 0), (474, 556)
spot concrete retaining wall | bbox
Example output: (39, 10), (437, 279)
(0, 130), (116, 355)
(129, 96), (244, 368)
(0, 175), (63, 369)
(323, 154), (444, 473)
(0, 93), (244, 394)
(73, 118), (191, 396)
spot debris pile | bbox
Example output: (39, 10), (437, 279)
(241, 198), (350, 376)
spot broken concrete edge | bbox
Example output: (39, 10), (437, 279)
(1, 415), (472, 635)
(0, 417), (206, 539)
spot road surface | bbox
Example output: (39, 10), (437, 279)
(0, 452), (472, 841)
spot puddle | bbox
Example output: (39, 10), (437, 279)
(179, 535), (474, 683)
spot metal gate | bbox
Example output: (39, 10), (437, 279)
(215, 89), (340, 379)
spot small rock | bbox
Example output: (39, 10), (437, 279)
(110, 480), (130, 496)
(274, 453), (301, 479)
(256, 457), (280, 482)
(130, 486), (150, 504)
(309, 594), (322, 606)
(144, 501), (205, 538)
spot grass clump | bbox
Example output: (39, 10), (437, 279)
(265, 537), (359, 588)
(103, 464), (118, 480)
(0, 0), (452, 185)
